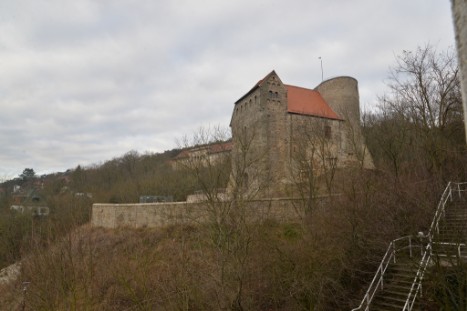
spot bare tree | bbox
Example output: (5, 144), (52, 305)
(385, 44), (461, 130)
(176, 125), (232, 205)
(376, 44), (464, 178)
(176, 124), (278, 310)
(363, 110), (411, 179)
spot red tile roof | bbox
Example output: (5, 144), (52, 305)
(208, 141), (233, 154)
(173, 141), (233, 160)
(285, 85), (343, 120)
(235, 71), (343, 121)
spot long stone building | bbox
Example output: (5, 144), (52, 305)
(229, 71), (373, 198)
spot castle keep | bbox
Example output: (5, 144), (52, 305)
(229, 71), (373, 197)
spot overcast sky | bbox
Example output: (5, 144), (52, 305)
(0, 0), (456, 179)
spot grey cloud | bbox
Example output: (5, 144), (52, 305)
(0, 0), (456, 178)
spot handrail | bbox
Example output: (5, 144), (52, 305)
(351, 236), (418, 311)
(402, 244), (432, 311)
(352, 181), (467, 311)
(427, 181), (453, 239)
(431, 241), (466, 258)
(402, 182), (466, 311)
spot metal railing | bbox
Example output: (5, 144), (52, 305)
(402, 181), (467, 311)
(352, 181), (467, 311)
(351, 236), (421, 311)
(428, 181), (454, 239)
(401, 243), (432, 311)
(431, 241), (466, 259)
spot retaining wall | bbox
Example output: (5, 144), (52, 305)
(92, 198), (312, 229)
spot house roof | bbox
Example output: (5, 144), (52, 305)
(285, 85), (343, 120)
(173, 141), (233, 160)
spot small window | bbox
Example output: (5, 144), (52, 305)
(324, 125), (331, 139)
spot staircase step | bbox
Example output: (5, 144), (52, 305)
(371, 298), (406, 310)
(382, 289), (411, 297)
(389, 274), (416, 282)
(391, 265), (418, 272)
(383, 282), (415, 292)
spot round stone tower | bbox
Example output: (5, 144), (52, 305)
(315, 76), (360, 128)
(315, 76), (374, 169)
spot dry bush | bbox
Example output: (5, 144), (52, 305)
(4, 221), (353, 310)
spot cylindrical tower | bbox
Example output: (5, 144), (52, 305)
(315, 76), (374, 169)
(315, 76), (360, 127)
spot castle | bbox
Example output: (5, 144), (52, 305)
(92, 71), (374, 228)
(229, 71), (373, 198)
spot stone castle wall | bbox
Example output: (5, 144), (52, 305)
(230, 74), (290, 197)
(92, 198), (309, 229)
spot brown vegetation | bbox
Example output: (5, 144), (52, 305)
(2, 175), (438, 310)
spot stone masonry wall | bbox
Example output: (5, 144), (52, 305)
(315, 77), (374, 169)
(92, 198), (308, 229)
(451, 0), (467, 141)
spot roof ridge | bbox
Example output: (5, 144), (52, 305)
(284, 84), (317, 92)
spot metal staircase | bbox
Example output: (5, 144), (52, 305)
(434, 193), (467, 259)
(370, 249), (422, 310)
(352, 182), (467, 311)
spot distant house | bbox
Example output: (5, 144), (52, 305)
(10, 205), (49, 217)
(170, 140), (233, 169)
(10, 189), (49, 217)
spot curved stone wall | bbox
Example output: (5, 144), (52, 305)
(315, 76), (374, 169)
(315, 76), (360, 127)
